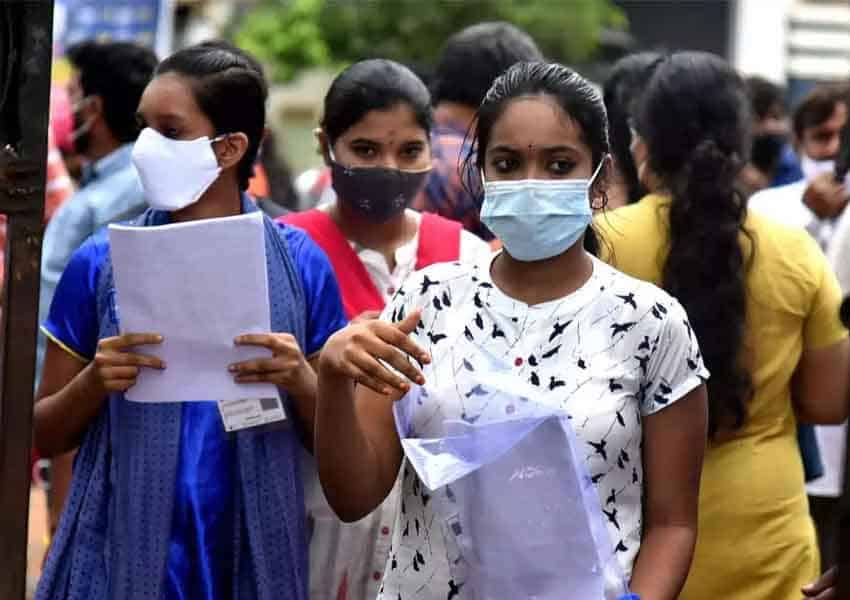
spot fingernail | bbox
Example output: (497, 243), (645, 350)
(416, 376), (425, 385)
(228, 364), (237, 372)
(156, 335), (164, 342)
(382, 386), (392, 395)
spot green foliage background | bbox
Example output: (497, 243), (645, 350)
(235, 0), (627, 82)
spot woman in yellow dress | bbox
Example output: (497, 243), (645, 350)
(597, 51), (850, 599)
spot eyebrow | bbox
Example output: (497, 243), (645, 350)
(489, 144), (581, 154)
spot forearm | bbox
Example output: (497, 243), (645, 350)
(629, 523), (697, 600)
(34, 365), (106, 457)
(315, 367), (398, 522)
(283, 363), (318, 452)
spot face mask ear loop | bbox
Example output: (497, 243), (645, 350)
(588, 154), (608, 188)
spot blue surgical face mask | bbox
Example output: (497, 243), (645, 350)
(481, 158), (606, 262)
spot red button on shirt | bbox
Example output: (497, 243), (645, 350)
(381, 526), (390, 535)
(373, 571), (382, 581)
(514, 357), (523, 367)
(387, 286), (396, 295)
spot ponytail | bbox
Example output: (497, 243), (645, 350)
(637, 52), (754, 436)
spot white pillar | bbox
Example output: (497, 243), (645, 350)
(730, 0), (795, 85)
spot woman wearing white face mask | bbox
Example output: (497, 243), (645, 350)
(315, 62), (709, 600)
(33, 42), (347, 600)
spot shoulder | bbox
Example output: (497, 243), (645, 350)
(747, 212), (823, 271)
(274, 220), (336, 280)
(594, 258), (680, 312)
(595, 195), (667, 247)
(595, 196), (669, 283)
(459, 229), (493, 261)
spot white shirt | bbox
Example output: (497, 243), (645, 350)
(376, 254), (708, 599)
(304, 210), (491, 600)
(748, 180), (835, 249)
(806, 207), (850, 498)
(354, 210), (493, 301)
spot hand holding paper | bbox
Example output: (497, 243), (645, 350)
(89, 332), (165, 395)
(108, 212), (277, 403)
(230, 332), (313, 399)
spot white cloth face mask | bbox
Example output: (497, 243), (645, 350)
(132, 127), (226, 211)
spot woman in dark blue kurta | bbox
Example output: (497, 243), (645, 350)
(33, 42), (346, 600)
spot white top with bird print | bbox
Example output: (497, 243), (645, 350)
(376, 253), (709, 600)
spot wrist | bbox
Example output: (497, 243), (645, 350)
(78, 361), (107, 400)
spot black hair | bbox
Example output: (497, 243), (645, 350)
(462, 61), (611, 256)
(432, 22), (543, 108)
(745, 76), (785, 121)
(321, 59), (432, 144)
(66, 40), (158, 144)
(636, 51), (754, 436)
(156, 40), (268, 190)
(792, 83), (850, 140)
(602, 52), (663, 204)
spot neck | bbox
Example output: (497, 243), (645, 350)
(85, 128), (122, 163)
(171, 175), (243, 223)
(434, 102), (477, 131)
(491, 239), (594, 306)
(328, 201), (417, 250)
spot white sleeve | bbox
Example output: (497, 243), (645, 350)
(641, 297), (710, 416)
(827, 208), (850, 294)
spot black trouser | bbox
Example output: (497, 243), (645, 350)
(810, 495), (841, 569)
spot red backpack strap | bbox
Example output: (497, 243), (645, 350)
(279, 210), (385, 319)
(415, 212), (463, 270)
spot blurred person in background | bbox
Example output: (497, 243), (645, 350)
(602, 51), (662, 209)
(739, 76), (803, 196)
(413, 21), (543, 241)
(597, 52), (850, 600)
(282, 58), (491, 600)
(36, 39), (157, 546)
(39, 39), (157, 381)
(749, 84), (850, 249)
(809, 130), (850, 566)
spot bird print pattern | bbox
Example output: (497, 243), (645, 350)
(376, 255), (708, 600)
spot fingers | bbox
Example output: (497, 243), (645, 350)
(349, 348), (412, 394)
(230, 357), (280, 375)
(234, 333), (296, 350)
(372, 343), (424, 385)
(802, 567), (838, 598)
(96, 350), (165, 370)
(396, 309), (423, 335)
(99, 333), (163, 351)
(368, 320), (429, 364)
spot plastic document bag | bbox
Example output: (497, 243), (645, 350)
(394, 376), (629, 600)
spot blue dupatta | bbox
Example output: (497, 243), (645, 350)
(36, 197), (309, 600)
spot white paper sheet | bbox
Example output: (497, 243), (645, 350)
(108, 212), (278, 403)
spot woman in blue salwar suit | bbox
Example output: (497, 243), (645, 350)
(33, 42), (347, 600)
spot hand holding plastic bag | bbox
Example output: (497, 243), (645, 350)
(394, 376), (631, 600)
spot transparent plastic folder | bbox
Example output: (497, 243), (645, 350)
(394, 374), (630, 600)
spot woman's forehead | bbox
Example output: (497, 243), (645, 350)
(338, 104), (428, 142)
(138, 73), (202, 119)
(488, 96), (586, 151)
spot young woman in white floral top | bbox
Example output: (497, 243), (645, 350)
(316, 62), (709, 600)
